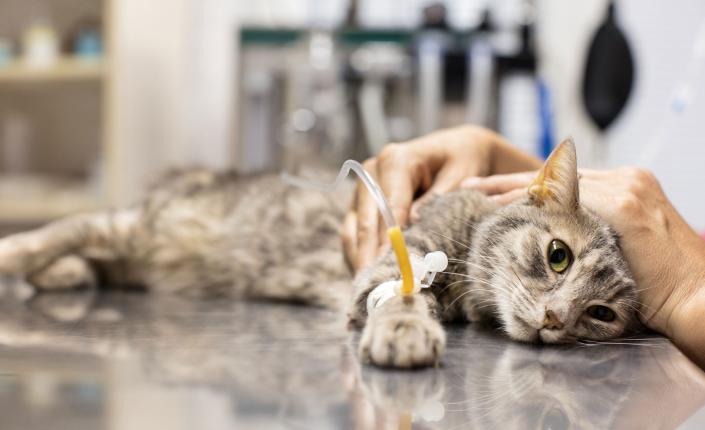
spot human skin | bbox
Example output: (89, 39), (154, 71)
(343, 126), (705, 367)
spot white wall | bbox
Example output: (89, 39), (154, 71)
(111, 0), (237, 204)
(112, 0), (705, 230)
(537, 0), (705, 231)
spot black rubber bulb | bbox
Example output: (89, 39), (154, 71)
(582, 1), (635, 131)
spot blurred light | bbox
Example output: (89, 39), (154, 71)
(309, 32), (334, 70)
(291, 109), (316, 132)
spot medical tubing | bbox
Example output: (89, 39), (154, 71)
(282, 160), (416, 296)
(282, 160), (397, 228)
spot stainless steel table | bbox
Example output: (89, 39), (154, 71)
(0, 281), (703, 430)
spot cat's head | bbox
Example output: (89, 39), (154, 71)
(468, 139), (639, 343)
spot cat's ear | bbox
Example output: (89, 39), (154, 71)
(528, 138), (579, 210)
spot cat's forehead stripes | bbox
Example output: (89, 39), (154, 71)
(484, 215), (543, 242)
(577, 227), (621, 260)
(589, 265), (616, 285)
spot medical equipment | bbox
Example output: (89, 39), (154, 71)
(582, 1), (634, 131)
(282, 160), (448, 304)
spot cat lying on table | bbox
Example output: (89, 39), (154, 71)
(0, 139), (640, 368)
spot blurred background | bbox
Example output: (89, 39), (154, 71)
(0, 0), (704, 233)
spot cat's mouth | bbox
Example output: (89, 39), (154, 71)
(538, 329), (574, 345)
(511, 314), (574, 344)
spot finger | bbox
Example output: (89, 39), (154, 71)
(376, 243), (390, 259)
(409, 164), (464, 222)
(341, 212), (357, 272)
(376, 154), (431, 248)
(461, 172), (536, 195)
(378, 154), (431, 227)
(489, 188), (527, 206)
(576, 177), (613, 214)
(578, 168), (606, 178)
(355, 160), (381, 271)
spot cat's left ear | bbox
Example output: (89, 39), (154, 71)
(528, 138), (579, 210)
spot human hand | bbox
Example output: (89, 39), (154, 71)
(341, 126), (538, 272)
(341, 126), (491, 271)
(463, 168), (705, 364)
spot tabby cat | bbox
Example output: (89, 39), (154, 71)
(0, 139), (640, 368)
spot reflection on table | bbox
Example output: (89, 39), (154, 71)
(0, 279), (703, 430)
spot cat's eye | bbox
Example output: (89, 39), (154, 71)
(547, 239), (572, 273)
(586, 305), (616, 322)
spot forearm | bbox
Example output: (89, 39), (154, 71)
(489, 134), (543, 174)
(669, 287), (705, 368)
(631, 204), (705, 368)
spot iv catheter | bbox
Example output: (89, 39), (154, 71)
(282, 160), (447, 300)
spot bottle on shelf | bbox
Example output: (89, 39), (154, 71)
(22, 19), (60, 68)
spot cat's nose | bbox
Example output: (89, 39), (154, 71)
(542, 309), (564, 330)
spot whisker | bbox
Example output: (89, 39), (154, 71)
(445, 290), (477, 311)
(429, 229), (471, 250)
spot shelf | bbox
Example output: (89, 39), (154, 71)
(0, 56), (105, 83)
(0, 197), (100, 223)
(0, 175), (102, 223)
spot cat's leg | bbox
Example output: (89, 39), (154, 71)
(348, 190), (499, 368)
(0, 209), (139, 279)
(351, 252), (446, 368)
(358, 292), (446, 368)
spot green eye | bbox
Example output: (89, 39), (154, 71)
(586, 305), (616, 322)
(547, 239), (572, 273)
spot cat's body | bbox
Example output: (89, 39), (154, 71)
(0, 140), (641, 368)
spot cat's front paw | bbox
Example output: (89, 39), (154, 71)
(359, 313), (446, 369)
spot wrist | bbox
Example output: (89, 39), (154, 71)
(654, 217), (705, 336)
(487, 132), (543, 174)
(668, 284), (705, 366)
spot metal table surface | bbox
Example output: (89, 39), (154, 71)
(0, 280), (704, 430)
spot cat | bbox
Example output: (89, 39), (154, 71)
(0, 138), (641, 368)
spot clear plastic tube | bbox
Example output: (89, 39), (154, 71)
(282, 160), (416, 296)
(282, 160), (397, 228)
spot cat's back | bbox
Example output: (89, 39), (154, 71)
(136, 167), (350, 260)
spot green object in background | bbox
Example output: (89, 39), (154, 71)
(240, 29), (304, 45)
(239, 27), (472, 48)
(75, 29), (102, 59)
(0, 38), (12, 67)
(336, 29), (413, 46)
